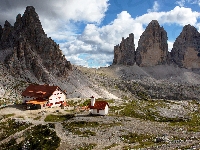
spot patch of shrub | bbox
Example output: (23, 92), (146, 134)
(74, 143), (97, 150)
(0, 119), (31, 141)
(19, 124), (60, 150)
(120, 132), (155, 148)
(44, 114), (74, 122)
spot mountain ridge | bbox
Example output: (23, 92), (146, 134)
(1, 6), (200, 102)
(113, 20), (200, 69)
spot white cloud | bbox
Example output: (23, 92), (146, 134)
(175, 0), (185, 7)
(168, 41), (174, 51)
(136, 6), (200, 26)
(66, 54), (89, 67)
(147, 1), (159, 13)
(61, 6), (200, 67)
(176, 0), (200, 6)
(192, 0), (200, 6)
(0, 0), (109, 42)
(61, 11), (144, 56)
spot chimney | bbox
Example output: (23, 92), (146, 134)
(91, 96), (95, 106)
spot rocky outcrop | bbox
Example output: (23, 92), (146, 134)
(0, 25), (3, 42)
(112, 20), (169, 67)
(136, 20), (168, 66)
(170, 25), (200, 69)
(113, 33), (135, 65)
(0, 6), (72, 83)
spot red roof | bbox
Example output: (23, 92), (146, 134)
(22, 84), (63, 98)
(88, 101), (109, 110)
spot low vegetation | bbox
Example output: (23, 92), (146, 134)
(33, 116), (42, 120)
(74, 143), (97, 150)
(0, 118), (31, 141)
(121, 132), (156, 149)
(0, 124), (60, 150)
(104, 143), (119, 149)
(62, 121), (98, 137)
(2, 113), (15, 118)
(44, 114), (74, 122)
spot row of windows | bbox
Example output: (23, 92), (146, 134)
(49, 97), (62, 100)
(54, 93), (63, 95)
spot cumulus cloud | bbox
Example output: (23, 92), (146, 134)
(176, 0), (200, 6)
(0, 0), (109, 41)
(191, 0), (200, 6)
(147, 1), (159, 13)
(136, 6), (200, 26)
(60, 11), (145, 67)
(61, 6), (200, 67)
(175, 0), (186, 6)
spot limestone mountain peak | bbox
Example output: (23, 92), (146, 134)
(135, 20), (168, 66)
(112, 20), (200, 69)
(0, 6), (71, 84)
(170, 24), (200, 68)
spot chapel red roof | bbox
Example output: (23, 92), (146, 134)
(22, 84), (62, 98)
(88, 101), (109, 110)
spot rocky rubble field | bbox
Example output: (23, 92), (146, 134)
(0, 98), (199, 150)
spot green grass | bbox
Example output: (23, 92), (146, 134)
(33, 116), (42, 120)
(119, 99), (200, 133)
(119, 99), (192, 122)
(2, 113), (15, 118)
(44, 114), (74, 122)
(104, 143), (119, 149)
(66, 121), (99, 128)
(67, 100), (77, 106)
(79, 99), (90, 106)
(170, 112), (200, 132)
(62, 121), (99, 137)
(62, 120), (121, 137)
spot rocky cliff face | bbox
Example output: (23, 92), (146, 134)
(171, 25), (200, 69)
(0, 6), (72, 83)
(113, 20), (200, 69)
(112, 20), (168, 67)
(113, 33), (135, 65)
(136, 20), (168, 66)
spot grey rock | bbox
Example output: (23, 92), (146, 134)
(170, 24), (200, 69)
(136, 20), (168, 66)
(113, 33), (135, 65)
(1, 6), (72, 83)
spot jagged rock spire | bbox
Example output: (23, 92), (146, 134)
(1, 6), (72, 83)
(113, 33), (135, 65)
(170, 24), (200, 68)
(135, 20), (168, 66)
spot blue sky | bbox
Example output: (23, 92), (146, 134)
(0, 0), (200, 68)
